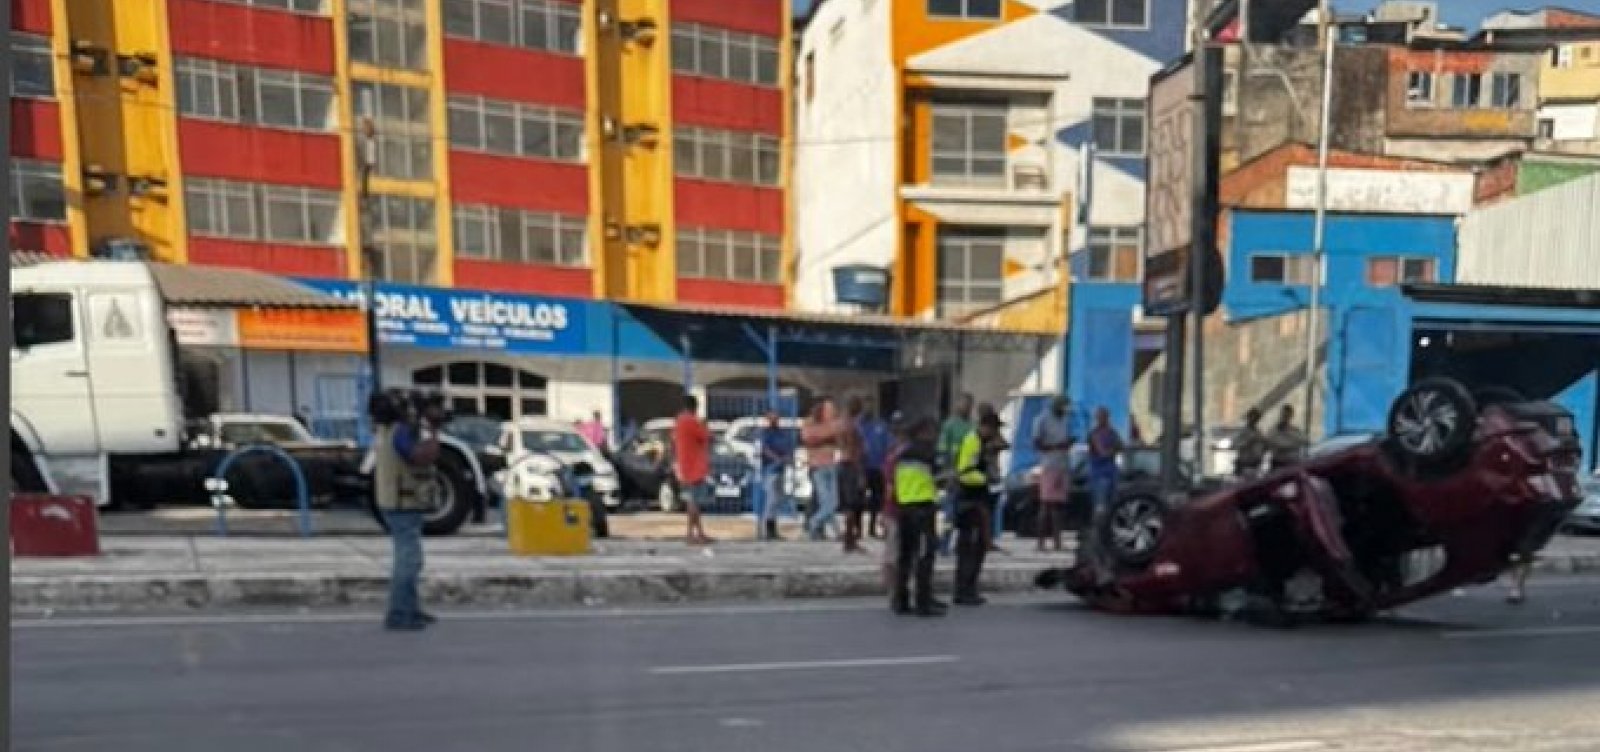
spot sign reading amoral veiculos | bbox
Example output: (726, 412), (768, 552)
(297, 280), (587, 355)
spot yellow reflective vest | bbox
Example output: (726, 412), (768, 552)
(956, 431), (987, 488)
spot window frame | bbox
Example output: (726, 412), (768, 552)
(669, 22), (781, 88)
(1085, 226), (1142, 283)
(452, 203), (588, 268)
(1248, 253), (1314, 285)
(184, 176), (342, 246)
(10, 158), (67, 223)
(935, 228), (1007, 318)
(1405, 70), (1435, 108)
(676, 226), (783, 284)
(354, 80), (434, 180)
(1365, 255), (1437, 287)
(347, 0), (431, 71)
(1450, 72), (1483, 109)
(1091, 96), (1146, 158)
(209, 0), (329, 14)
(929, 99), (1009, 187)
(1489, 72), (1522, 110)
(10, 32), (55, 99)
(447, 94), (585, 163)
(675, 125), (780, 187)
(1071, 0), (1149, 29)
(926, 0), (1003, 21)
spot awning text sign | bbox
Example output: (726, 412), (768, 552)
(297, 280), (587, 355)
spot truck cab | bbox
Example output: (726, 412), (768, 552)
(12, 262), (185, 502)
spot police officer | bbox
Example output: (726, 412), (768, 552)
(891, 418), (945, 617)
(953, 407), (1005, 606)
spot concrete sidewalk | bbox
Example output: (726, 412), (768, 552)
(16, 508), (1600, 614)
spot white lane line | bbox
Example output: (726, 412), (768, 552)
(1443, 624), (1600, 640)
(1161, 741), (1327, 752)
(649, 655), (958, 675)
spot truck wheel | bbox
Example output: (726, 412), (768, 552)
(1387, 378), (1477, 471)
(422, 450), (477, 537)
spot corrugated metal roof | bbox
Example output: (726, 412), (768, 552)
(10, 255), (354, 310)
(1458, 171), (1600, 291)
(622, 300), (1050, 339)
(147, 263), (354, 309)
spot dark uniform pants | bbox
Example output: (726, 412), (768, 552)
(894, 504), (938, 608)
(955, 484), (992, 600)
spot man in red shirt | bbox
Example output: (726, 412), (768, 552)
(673, 395), (713, 546)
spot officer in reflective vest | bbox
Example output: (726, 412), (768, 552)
(953, 408), (1005, 606)
(891, 417), (946, 617)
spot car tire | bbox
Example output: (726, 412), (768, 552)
(422, 450), (477, 537)
(1098, 491), (1169, 569)
(1386, 378), (1477, 471)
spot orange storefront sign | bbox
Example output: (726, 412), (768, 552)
(236, 308), (369, 353)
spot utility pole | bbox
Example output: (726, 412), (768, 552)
(358, 103), (383, 394)
(1302, 18), (1336, 438)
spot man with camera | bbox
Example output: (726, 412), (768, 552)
(370, 390), (445, 632)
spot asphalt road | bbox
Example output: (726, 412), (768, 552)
(15, 579), (1600, 752)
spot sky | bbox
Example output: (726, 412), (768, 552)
(789, 1), (1579, 30)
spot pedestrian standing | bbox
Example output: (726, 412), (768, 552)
(952, 409), (1004, 606)
(1032, 396), (1076, 552)
(578, 409), (608, 451)
(803, 398), (842, 541)
(757, 410), (794, 541)
(1234, 408), (1267, 479)
(880, 414), (907, 590)
(1267, 405), (1309, 470)
(891, 417), (946, 617)
(371, 391), (441, 632)
(859, 403), (892, 539)
(1086, 407), (1124, 512)
(838, 397), (869, 554)
(673, 395), (714, 546)
(937, 393), (975, 554)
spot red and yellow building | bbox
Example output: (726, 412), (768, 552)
(8, 0), (790, 309)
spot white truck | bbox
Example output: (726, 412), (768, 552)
(10, 260), (490, 535)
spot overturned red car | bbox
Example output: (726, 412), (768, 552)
(1037, 379), (1586, 623)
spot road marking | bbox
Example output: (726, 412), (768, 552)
(649, 655), (958, 675)
(1443, 624), (1600, 640)
(1161, 741), (1327, 752)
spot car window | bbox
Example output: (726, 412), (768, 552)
(523, 430), (590, 453)
(219, 421), (308, 445)
(13, 292), (75, 349)
(446, 417), (502, 449)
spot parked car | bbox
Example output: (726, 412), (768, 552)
(724, 416), (813, 501)
(489, 418), (622, 512)
(1038, 379), (1585, 624)
(1562, 474), (1600, 534)
(611, 429), (753, 512)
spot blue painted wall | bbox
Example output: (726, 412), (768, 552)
(1224, 211), (1458, 322)
(1066, 282), (1141, 435)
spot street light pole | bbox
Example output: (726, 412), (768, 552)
(358, 112), (382, 394)
(1302, 20), (1336, 438)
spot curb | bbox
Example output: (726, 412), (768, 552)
(9, 564), (1046, 614)
(13, 554), (1597, 614)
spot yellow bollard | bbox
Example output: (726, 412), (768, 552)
(506, 496), (592, 556)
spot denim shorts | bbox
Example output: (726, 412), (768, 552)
(683, 481), (713, 507)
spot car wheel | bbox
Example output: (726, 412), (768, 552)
(421, 450), (476, 536)
(1099, 492), (1168, 569)
(657, 482), (681, 513)
(1387, 378), (1477, 469)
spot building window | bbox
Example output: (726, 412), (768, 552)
(676, 227), (783, 284)
(675, 126), (781, 186)
(1450, 73), (1482, 108)
(11, 33), (54, 98)
(1490, 72), (1522, 109)
(371, 194), (436, 284)
(1073, 0), (1147, 27)
(10, 159), (66, 223)
(936, 229), (1005, 317)
(185, 177), (342, 246)
(670, 23), (780, 87)
(447, 95), (584, 162)
(1092, 97), (1145, 157)
(1406, 70), (1434, 107)
(1366, 256), (1436, 287)
(1539, 118), (1556, 139)
(1221, 69), (1238, 115)
(453, 204), (587, 267)
(926, 0), (1002, 19)
(930, 99), (1007, 185)
(210, 0), (328, 12)
(445, 0), (581, 54)
(1248, 253), (1314, 285)
(1086, 227), (1141, 282)
(175, 57), (335, 132)
(348, 0), (429, 71)
(175, 58), (241, 121)
(354, 81), (432, 180)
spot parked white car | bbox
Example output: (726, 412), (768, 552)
(491, 418), (622, 510)
(724, 416), (813, 500)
